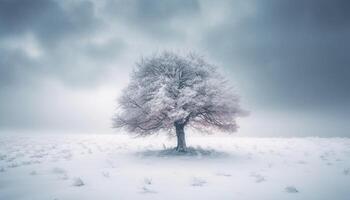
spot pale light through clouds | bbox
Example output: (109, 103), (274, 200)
(0, 0), (349, 136)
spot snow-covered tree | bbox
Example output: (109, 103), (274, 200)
(113, 51), (245, 152)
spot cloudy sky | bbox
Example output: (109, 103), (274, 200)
(0, 0), (349, 137)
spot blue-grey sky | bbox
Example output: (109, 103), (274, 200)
(0, 0), (349, 136)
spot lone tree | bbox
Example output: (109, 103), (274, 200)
(113, 51), (244, 152)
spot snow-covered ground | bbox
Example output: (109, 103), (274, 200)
(1, 134), (350, 200)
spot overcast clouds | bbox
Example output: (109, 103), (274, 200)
(0, 0), (349, 136)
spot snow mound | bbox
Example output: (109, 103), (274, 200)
(191, 177), (207, 187)
(140, 186), (157, 194)
(137, 147), (228, 158)
(72, 177), (84, 187)
(52, 167), (66, 174)
(285, 186), (299, 193)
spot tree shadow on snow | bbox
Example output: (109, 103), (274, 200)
(136, 147), (229, 159)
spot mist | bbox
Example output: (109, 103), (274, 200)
(0, 0), (349, 137)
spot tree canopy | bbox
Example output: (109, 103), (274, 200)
(114, 52), (242, 134)
(113, 51), (245, 150)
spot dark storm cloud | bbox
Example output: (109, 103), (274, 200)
(205, 0), (350, 112)
(0, 0), (99, 46)
(0, 0), (349, 135)
(104, 0), (200, 39)
(0, 47), (37, 86)
(0, 0), (125, 87)
(0, 0), (201, 88)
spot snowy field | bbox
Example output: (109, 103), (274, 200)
(1, 134), (350, 200)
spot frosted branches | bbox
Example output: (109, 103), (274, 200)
(113, 51), (245, 135)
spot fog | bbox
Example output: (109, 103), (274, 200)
(0, 0), (349, 137)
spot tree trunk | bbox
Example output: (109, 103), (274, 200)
(175, 123), (186, 152)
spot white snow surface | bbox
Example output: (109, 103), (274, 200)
(0, 134), (350, 200)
